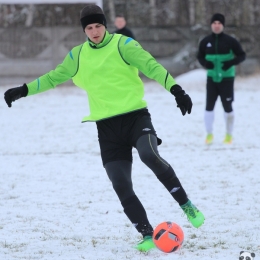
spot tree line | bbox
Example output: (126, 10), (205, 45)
(0, 0), (259, 27)
(105, 0), (260, 27)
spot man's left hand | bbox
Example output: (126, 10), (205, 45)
(170, 84), (192, 116)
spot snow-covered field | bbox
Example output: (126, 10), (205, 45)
(0, 69), (259, 260)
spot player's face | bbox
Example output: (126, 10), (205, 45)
(85, 23), (106, 44)
(114, 17), (126, 29)
(211, 21), (224, 34)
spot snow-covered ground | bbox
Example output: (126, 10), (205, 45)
(0, 69), (259, 260)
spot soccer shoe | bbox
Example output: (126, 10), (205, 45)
(205, 134), (213, 144)
(181, 200), (205, 228)
(223, 134), (232, 144)
(135, 235), (156, 252)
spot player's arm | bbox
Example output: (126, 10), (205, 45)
(197, 40), (206, 66)
(197, 39), (214, 69)
(230, 38), (246, 64)
(119, 36), (176, 91)
(222, 37), (246, 70)
(27, 44), (83, 96)
(4, 44), (83, 107)
(119, 36), (192, 116)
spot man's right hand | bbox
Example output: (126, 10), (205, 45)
(4, 84), (28, 107)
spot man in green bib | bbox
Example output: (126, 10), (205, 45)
(4, 4), (204, 252)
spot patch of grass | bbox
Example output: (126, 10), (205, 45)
(91, 239), (98, 247)
(1, 241), (28, 251)
(183, 241), (196, 250)
(6, 195), (19, 200)
(213, 240), (226, 248)
(78, 205), (89, 210)
(199, 185), (207, 190)
(73, 237), (83, 243)
(221, 245), (229, 249)
(246, 245), (254, 251)
(190, 233), (197, 239)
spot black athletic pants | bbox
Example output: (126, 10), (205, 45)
(104, 134), (188, 237)
(206, 78), (234, 113)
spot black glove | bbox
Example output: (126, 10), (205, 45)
(205, 61), (214, 69)
(4, 84), (28, 107)
(222, 60), (234, 71)
(170, 84), (192, 116)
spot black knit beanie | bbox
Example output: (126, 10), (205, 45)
(210, 13), (225, 26)
(80, 4), (107, 31)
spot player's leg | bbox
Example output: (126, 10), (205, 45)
(135, 134), (205, 228)
(96, 117), (154, 251)
(130, 111), (204, 229)
(205, 79), (219, 144)
(105, 160), (156, 252)
(104, 160), (154, 238)
(136, 134), (187, 203)
(219, 79), (234, 143)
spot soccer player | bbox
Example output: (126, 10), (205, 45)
(197, 13), (246, 144)
(114, 15), (135, 39)
(4, 4), (204, 252)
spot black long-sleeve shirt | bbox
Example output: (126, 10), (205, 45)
(197, 32), (246, 82)
(114, 26), (135, 39)
(197, 32), (246, 68)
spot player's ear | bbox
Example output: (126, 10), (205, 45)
(240, 251), (244, 254)
(251, 253), (255, 258)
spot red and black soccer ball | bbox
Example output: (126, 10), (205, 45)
(152, 221), (184, 253)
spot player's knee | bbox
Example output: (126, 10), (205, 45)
(223, 103), (233, 113)
(206, 104), (215, 111)
(139, 149), (158, 166)
(139, 150), (169, 174)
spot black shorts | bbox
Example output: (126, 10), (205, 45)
(96, 109), (161, 165)
(206, 78), (234, 112)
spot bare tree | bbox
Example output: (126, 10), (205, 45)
(149, 0), (156, 26)
(189, 0), (195, 25)
(248, 0), (255, 25)
(25, 4), (34, 27)
(195, 0), (206, 25)
(107, 0), (115, 24)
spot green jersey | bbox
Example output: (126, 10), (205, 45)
(27, 31), (176, 122)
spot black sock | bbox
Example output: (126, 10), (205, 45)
(157, 166), (188, 206)
(121, 195), (153, 237)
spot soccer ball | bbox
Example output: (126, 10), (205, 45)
(152, 221), (184, 253)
